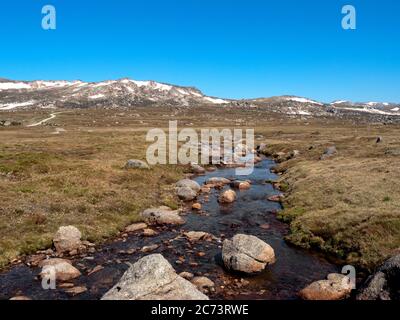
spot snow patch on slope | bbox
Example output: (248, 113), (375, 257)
(0, 101), (36, 110)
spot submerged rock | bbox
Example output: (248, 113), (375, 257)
(101, 254), (208, 300)
(140, 206), (185, 225)
(222, 234), (275, 274)
(299, 273), (353, 300)
(206, 177), (231, 187)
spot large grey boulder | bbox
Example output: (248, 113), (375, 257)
(102, 254), (208, 300)
(222, 234), (275, 274)
(176, 187), (197, 201)
(125, 159), (150, 170)
(176, 179), (200, 201)
(53, 226), (82, 254)
(176, 179), (201, 192)
(357, 254), (400, 300)
(140, 206), (185, 225)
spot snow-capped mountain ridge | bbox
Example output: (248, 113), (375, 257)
(0, 78), (229, 110)
(0, 78), (399, 118)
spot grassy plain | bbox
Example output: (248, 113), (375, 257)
(0, 106), (399, 270)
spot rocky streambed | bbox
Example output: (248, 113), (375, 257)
(0, 158), (343, 300)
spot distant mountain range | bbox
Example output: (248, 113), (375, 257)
(1, 78), (399, 118)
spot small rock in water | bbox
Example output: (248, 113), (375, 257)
(206, 177), (231, 187)
(219, 189), (237, 203)
(39, 258), (81, 281)
(125, 222), (148, 233)
(142, 229), (158, 237)
(222, 234), (275, 274)
(192, 203), (202, 210)
(141, 244), (159, 253)
(231, 180), (251, 190)
(58, 282), (75, 288)
(65, 286), (88, 296)
(184, 231), (212, 242)
(87, 265), (104, 276)
(299, 273), (353, 300)
(200, 186), (211, 194)
(191, 277), (215, 293)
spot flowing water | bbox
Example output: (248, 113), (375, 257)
(0, 158), (339, 300)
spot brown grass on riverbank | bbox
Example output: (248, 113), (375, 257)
(0, 123), (183, 268)
(259, 125), (400, 270)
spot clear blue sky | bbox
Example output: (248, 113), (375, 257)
(0, 0), (399, 102)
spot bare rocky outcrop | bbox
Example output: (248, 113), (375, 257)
(101, 254), (208, 300)
(299, 273), (353, 300)
(53, 226), (82, 254)
(140, 206), (185, 225)
(222, 234), (275, 274)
